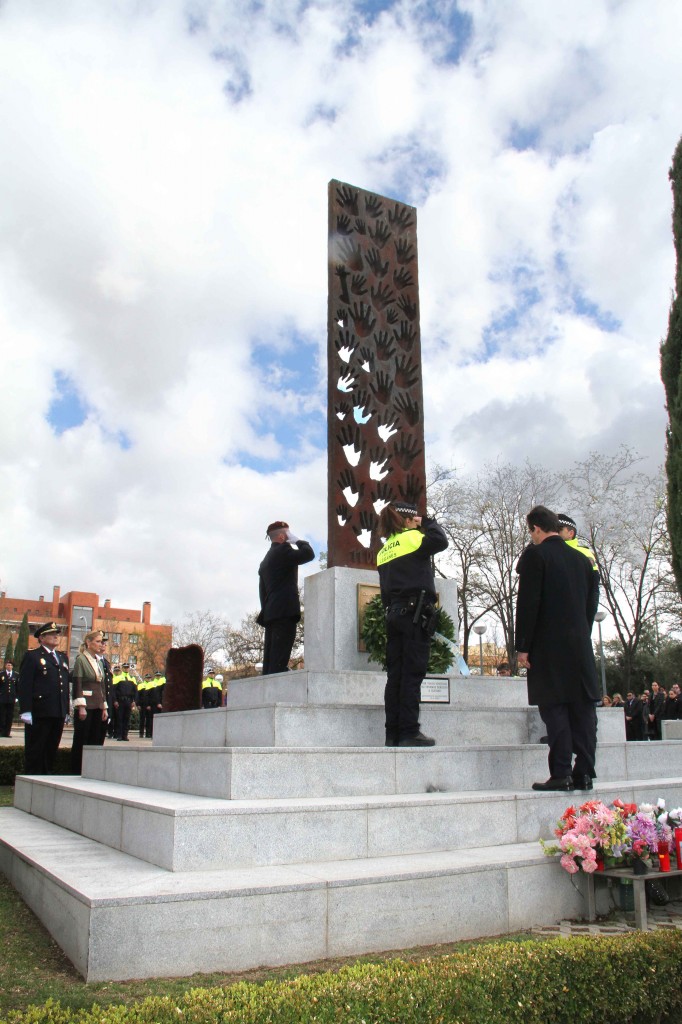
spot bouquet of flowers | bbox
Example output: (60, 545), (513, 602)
(540, 800), (629, 874)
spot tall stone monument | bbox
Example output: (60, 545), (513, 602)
(305, 180), (457, 673)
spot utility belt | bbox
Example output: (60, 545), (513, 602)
(387, 591), (438, 637)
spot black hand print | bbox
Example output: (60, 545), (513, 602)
(376, 410), (400, 435)
(351, 274), (368, 296)
(388, 204), (414, 233)
(368, 221), (391, 249)
(335, 265), (349, 303)
(393, 267), (414, 290)
(335, 328), (357, 362)
(393, 434), (422, 470)
(371, 480), (395, 505)
(394, 354), (419, 389)
(336, 503), (352, 525)
(385, 306), (398, 324)
(365, 196), (383, 218)
(370, 282), (396, 311)
(336, 185), (359, 215)
(392, 321), (416, 351)
(369, 372), (393, 405)
(365, 248), (389, 278)
(337, 424), (367, 459)
(338, 468), (364, 503)
(352, 509), (377, 539)
(398, 474), (424, 505)
(358, 347), (374, 372)
(335, 308), (348, 326)
(334, 400), (352, 420)
(349, 302), (376, 338)
(337, 237), (363, 271)
(337, 213), (353, 236)
(353, 388), (373, 418)
(354, 218), (366, 235)
(397, 294), (417, 321)
(394, 393), (420, 426)
(373, 331), (396, 363)
(395, 238), (415, 264)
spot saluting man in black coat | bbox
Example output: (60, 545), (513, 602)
(258, 520), (314, 674)
(515, 506), (600, 792)
(18, 622), (70, 774)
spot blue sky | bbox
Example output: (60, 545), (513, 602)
(0, 0), (679, 624)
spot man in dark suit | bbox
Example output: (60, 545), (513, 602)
(648, 680), (666, 740)
(258, 520), (314, 674)
(0, 658), (17, 736)
(624, 691), (644, 740)
(515, 505), (600, 792)
(18, 622), (70, 774)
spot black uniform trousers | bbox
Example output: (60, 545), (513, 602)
(116, 699), (133, 740)
(0, 703), (14, 737)
(384, 605), (430, 741)
(24, 718), (64, 775)
(539, 701), (597, 781)
(262, 618), (297, 675)
(71, 709), (107, 774)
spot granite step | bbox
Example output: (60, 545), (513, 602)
(151, 702), (624, 748)
(14, 775), (682, 872)
(0, 806), (602, 981)
(82, 737), (678, 800)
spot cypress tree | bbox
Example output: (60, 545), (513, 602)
(4, 634), (14, 664)
(661, 136), (682, 597)
(13, 613), (30, 670)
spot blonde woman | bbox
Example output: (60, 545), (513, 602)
(71, 629), (108, 774)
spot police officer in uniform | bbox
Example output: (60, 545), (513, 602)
(18, 622), (70, 774)
(113, 662), (137, 741)
(0, 658), (17, 737)
(376, 500), (448, 747)
(201, 669), (223, 708)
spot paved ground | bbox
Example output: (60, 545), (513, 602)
(0, 731), (153, 748)
(533, 900), (682, 935)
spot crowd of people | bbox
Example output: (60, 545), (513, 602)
(603, 683), (682, 741)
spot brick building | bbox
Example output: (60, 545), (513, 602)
(0, 586), (172, 674)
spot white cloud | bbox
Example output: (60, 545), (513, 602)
(0, 0), (679, 626)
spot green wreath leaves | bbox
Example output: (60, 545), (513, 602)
(361, 594), (456, 673)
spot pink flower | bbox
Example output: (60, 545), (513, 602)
(560, 854), (579, 874)
(582, 857), (598, 874)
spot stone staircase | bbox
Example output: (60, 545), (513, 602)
(1, 671), (681, 981)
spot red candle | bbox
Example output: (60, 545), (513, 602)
(675, 827), (682, 865)
(658, 841), (671, 872)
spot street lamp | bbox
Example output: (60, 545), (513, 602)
(594, 610), (608, 699)
(473, 623), (487, 677)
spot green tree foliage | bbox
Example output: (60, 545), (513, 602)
(661, 135), (682, 597)
(13, 613), (30, 670)
(2, 634), (13, 664)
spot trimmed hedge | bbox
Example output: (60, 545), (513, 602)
(3, 932), (682, 1024)
(0, 746), (71, 786)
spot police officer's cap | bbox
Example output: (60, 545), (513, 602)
(145, 674), (152, 680)
(557, 513), (577, 531)
(266, 520), (289, 537)
(392, 501), (418, 517)
(155, 670), (163, 676)
(122, 662), (130, 668)
(34, 621), (62, 639)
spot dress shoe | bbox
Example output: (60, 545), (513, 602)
(531, 776), (574, 791)
(572, 774), (593, 791)
(398, 732), (436, 747)
(385, 734), (399, 747)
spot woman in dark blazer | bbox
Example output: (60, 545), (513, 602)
(71, 629), (108, 773)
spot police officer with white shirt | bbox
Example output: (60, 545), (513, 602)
(18, 622), (70, 774)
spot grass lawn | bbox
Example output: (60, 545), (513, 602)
(0, 785), (536, 1016)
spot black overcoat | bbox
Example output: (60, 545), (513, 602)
(18, 645), (70, 719)
(515, 535), (599, 706)
(0, 669), (17, 704)
(258, 540), (314, 623)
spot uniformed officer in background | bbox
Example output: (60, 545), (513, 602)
(18, 622), (70, 774)
(201, 668), (223, 708)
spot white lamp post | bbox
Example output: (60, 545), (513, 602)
(473, 623), (487, 676)
(594, 610), (608, 699)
